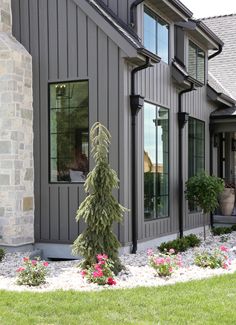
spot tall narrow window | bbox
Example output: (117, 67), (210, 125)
(188, 117), (205, 210)
(49, 81), (89, 183)
(144, 7), (169, 63)
(188, 41), (205, 84)
(144, 102), (169, 220)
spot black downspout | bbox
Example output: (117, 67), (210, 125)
(130, 0), (145, 27)
(178, 83), (194, 238)
(131, 56), (152, 254)
(208, 45), (223, 60)
(209, 124), (214, 228)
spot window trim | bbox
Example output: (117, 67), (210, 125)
(143, 100), (170, 221)
(48, 79), (90, 184)
(144, 5), (170, 64)
(188, 40), (206, 84)
(188, 116), (205, 213)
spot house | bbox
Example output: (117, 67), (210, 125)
(0, 0), (234, 258)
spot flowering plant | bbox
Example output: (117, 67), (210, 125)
(16, 257), (49, 286)
(148, 248), (182, 277)
(81, 254), (116, 285)
(194, 245), (230, 269)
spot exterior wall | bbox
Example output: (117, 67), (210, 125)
(99, 0), (134, 24)
(11, 0), (132, 245)
(0, 0), (34, 246)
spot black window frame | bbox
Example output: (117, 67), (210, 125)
(144, 6), (170, 64)
(143, 101), (170, 221)
(48, 79), (90, 184)
(188, 117), (205, 212)
(188, 40), (205, 84)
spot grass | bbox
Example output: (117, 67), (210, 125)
(1, 273), (236, 324)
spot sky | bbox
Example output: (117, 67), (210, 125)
(181, 0), (236, 18)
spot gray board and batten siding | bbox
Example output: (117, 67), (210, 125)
(11, 0), (217, 249)
(11, 0), (134, 246)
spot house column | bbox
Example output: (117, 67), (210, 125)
(0, 0), (34, 246)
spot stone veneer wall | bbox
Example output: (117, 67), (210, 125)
(0, 0), (34, 246)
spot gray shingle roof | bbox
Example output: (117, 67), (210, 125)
(203, 14), (236, 100)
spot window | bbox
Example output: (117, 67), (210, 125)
(144, 7), (169, 63)
(49, 81), (89, 183)
(188, 118), (205, 211)
(144, 102), (169, 220)
(188, 41), (205, 83)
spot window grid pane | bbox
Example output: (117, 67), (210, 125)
(188, 41), (205, 83)
(49, 81), (89, 183)
(144, 102), (169, 220)
(144, 7), (169, 63)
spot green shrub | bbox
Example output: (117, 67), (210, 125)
(231, 224), (236, 232)
(194, 246), (229, 269)
(16, 257), (49, 286)
(212, 227), (232, 236)
(158, 234), (201, 253)
(0, 248), (5, 262)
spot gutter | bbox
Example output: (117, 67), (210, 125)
(130, 56), (153, 254)
(130, 0), (145, 27)
(208, 44), (223, 60)
(178, 83), (194, 238)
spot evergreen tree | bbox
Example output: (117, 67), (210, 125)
(72, 122), (126, 273)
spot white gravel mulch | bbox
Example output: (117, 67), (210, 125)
(1, 230), (236, 292)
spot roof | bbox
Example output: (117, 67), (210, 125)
(211, 106), (236, 119)
(203, 14), (236, 100)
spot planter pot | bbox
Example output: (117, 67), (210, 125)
(218, 188), (235, 216)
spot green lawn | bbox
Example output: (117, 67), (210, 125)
(1, 273), (236, 325)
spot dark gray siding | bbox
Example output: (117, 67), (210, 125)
(12, 0), (130, 244)
(100, 0), (135, 24)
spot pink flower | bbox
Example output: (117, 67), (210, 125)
(165, 257), (171, 263)
(16, 267), (25, 272)
(169, 267), (173, 273)
(155, 258), (165, 265)
(94, 264), (102, 271)
(23, 257), (29, 262)
(80, 270), (87, 278)
(93, 270), (103, 278)
(220, 245), (229, 252)
(223, 263), (228, 269)
(169, 249), (175, 254)
(43, 262), (49, 267)
(107, 277), (116, 285)
(177, 261), (183, 267)
(99, 260), (105, 265)
(97, 254), (108, 261)
(31, 260), (37, 266)
(147, 249), (153, 256)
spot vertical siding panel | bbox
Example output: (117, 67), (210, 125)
(97, 29), (108, 125)
(108, 39), (119, 238)
(57, 0), (67, 79)
(12, 0), (21, 41)
(69, 186), (79, 241)
(77, 7), (87, 77)
(87, 18), (98, 127)
(79, 185), (86, 233)
(59, 186), (69, 241)
(38, 0), (49, 240)
(19, 0), (30, 50)
(50, 186), (59, 240)
(67, 0), (78, 78)
(48, 0), (58, 80)
(26, 0), (41, 241)
(108, 0), (118, 15)
(118, 0), (127, 23)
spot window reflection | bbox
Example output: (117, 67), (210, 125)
(188, 41), (205, 83)
(49, 81), (89, 183)
(144, 7), (169, 64)
(144, 103), (169, 220)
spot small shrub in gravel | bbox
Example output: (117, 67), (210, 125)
(231, 224), (236, 232)
(81, 254), (116, 286)
(0, 248), (5, 261)
(158, 234), (201, 254)
(194, 245), (230, 269)
(16, 257), (49, 286)
(148, 248), (182, 277)
(212, 227), (232, 236)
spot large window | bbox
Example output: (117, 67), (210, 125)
(188, 118), (205, 211)
(144, 102), (169, 220)
(144, 7), (169, 63)
(49, 81), (89, 183)
(188, 41), (205, 84)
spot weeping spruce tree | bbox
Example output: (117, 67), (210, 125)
(72, 122), (126, 273)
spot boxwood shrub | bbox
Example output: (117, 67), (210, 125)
(0, 248), (5, 262)
(158, 234), (201, 254)
(212, 225), (236, 236)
